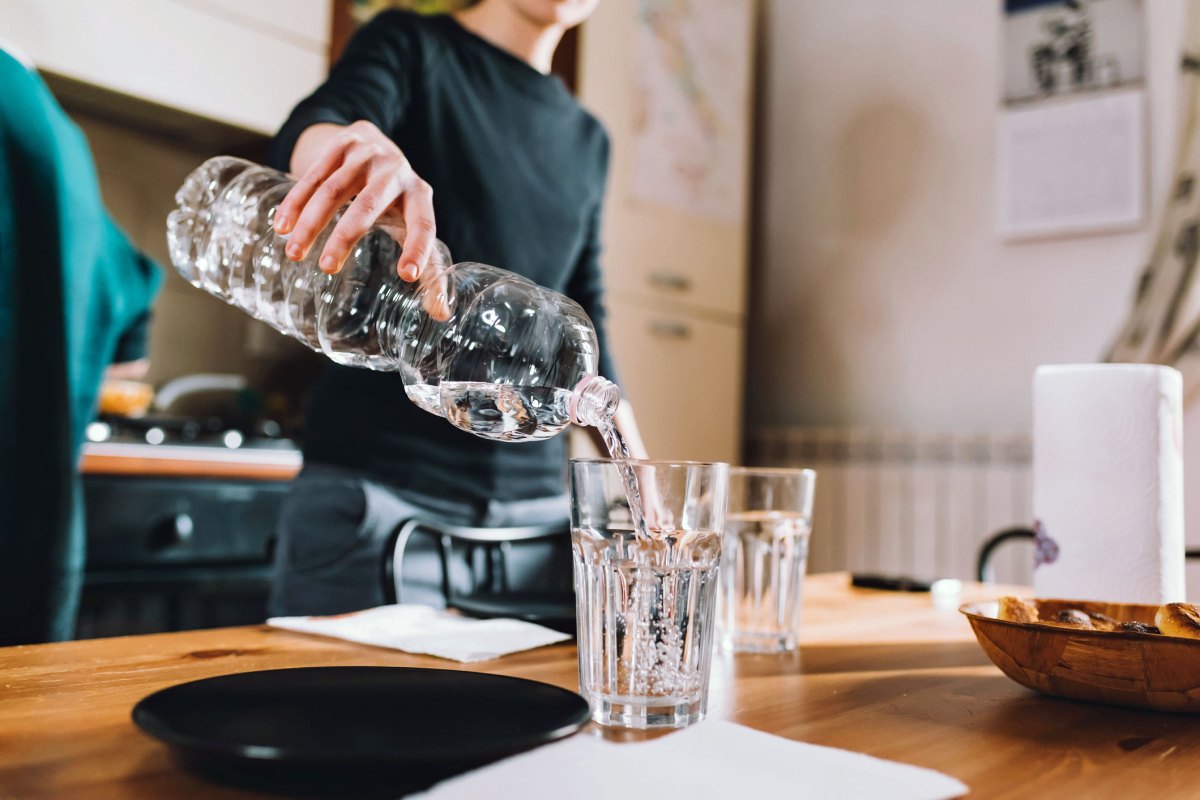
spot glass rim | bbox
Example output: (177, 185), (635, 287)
(729, 466), (816, 479)
(569, 457), (730, 469)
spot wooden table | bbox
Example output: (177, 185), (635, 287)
(2, 574), (1197, 799)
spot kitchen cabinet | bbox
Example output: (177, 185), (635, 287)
(0, 0), (330, 135)
(606, 298), (745, 462)
(78, 473), (289, 639)
(577, 0), (756, 463)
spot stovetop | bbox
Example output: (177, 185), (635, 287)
(83, 415), (302, 466)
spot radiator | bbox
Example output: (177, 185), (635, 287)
(748, 429), (1034, 585)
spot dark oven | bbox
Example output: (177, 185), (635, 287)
(78, 474), (289, 638)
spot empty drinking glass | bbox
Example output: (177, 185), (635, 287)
(570, 459), (728, 729)
(718, 467), (816, 653)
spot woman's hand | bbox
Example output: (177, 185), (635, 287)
(272, 121), (437, 280)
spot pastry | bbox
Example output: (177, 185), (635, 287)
(997, 596), (1039, 624)
(990, 597), (1168, 636)
(1086, 612), (1121, 632)
(1155, 603), (1200, 639)
(1045, 609), (1094, 629)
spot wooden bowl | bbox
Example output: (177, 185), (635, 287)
(960, 598), (1200, 713)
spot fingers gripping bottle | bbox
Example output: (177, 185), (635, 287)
(167, 156), (619, 441)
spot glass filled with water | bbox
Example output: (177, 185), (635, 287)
(569, 459), (728, 729)
(718, 467), (816, 653)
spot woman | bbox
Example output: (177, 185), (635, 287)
(267, 0), (647, 615)
(0, 43), (162, 644)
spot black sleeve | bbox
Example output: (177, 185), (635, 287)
(565, 144), (619, 386)
(112, 309), (152, 363)
(268, 10), (420, 171)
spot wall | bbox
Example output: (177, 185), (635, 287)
(750, 0), (1200, 583)
(76, 113), (319, 400)
(749, 0), (1187, 434)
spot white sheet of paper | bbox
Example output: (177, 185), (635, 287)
(997, 88), (1145, 238)
(412, 721), (967, 800)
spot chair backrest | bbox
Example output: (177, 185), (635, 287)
(976, 527), (1035, 583)
(384, 520), (566, 604)
(977, 526), (1200, 585)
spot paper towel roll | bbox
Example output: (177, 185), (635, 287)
(1033, 364), (1184, 604)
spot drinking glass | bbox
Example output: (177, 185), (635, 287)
(569, 459), (729, 729)
(718, 467), (816, 653)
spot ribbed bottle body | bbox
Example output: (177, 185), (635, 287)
(168, 156), (617, 440)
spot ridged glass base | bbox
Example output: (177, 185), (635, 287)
(589, 695), (706, 729)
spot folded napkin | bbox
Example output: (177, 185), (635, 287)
(266, 605), (571, 663)
(412, 721), (967, 799)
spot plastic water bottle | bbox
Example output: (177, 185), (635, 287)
(167, 156), (619, 442)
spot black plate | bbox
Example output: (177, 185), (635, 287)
(133, 666), (591, 798)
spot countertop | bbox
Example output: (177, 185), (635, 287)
(81, 441), (302, 481)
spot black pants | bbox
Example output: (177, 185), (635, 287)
(268, 464), (571, 617)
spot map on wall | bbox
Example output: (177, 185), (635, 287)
(631, 0), (751, 223)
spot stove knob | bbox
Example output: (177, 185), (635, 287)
(151, 512), (194, 550)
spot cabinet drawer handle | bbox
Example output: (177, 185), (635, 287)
(649, 319), (691, 339)
(648, 271), (691, 292)
(151, 512), (194, 550)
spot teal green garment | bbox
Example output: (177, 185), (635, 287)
(0, 50), (162, 645)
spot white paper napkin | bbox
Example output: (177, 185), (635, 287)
(266, 605), (571, 662)
(411, 721), (967, 800)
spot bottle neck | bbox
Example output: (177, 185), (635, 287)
(570, 375), (620, 427)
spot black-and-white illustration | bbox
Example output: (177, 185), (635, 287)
(1003, 0), (1143, 104)
(1030, 1), (1096, 93)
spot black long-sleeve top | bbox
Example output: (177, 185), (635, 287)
(269, 9), (616, 503)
